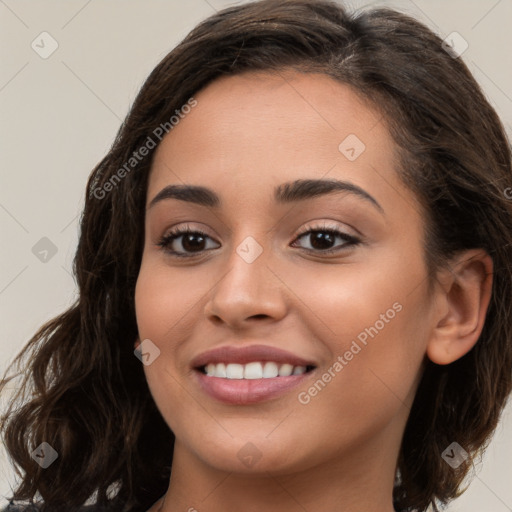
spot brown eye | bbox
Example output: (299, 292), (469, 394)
(292, 226), (360, 254)
(157, 227), (220, 257)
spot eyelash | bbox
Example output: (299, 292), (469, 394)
(156, 223), (361, 259)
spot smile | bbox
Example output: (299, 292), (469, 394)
(191, 344), (318, 404)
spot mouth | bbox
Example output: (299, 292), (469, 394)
(191, 344), (318, 405)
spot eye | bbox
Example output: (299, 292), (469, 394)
(291, 223), (361, 255)
(157, 222), (361, 258)
(157, 224), (219, 258)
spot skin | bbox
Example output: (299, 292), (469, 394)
(134, 70), (492, 512)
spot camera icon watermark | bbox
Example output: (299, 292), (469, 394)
(441, 441), (469, 469)
(236, 236), (263, 264)
(31, 237), (58, 263)
(31, 31), (59, 59)
(442, 32), (469, 59)
(339, 134), (366, 161)
(134, 339), (161, 366)
(237, 442), (262, 468)
(31, 442), (58, 469)
(504, 187), (512, 200)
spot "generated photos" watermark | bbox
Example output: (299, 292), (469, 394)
(298, 301), (403, 404)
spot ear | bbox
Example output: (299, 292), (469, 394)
(427, 249), (493, 365)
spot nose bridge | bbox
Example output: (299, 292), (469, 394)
(205, 233), (287, 325)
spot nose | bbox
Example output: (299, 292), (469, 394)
(203, 238), (288, 329)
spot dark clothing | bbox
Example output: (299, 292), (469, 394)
(2, 505), (108, 511)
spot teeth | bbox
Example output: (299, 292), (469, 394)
(204, 361), (310, 378)
(278, 363), (293, 377)
(262, 362), (278, 378)
(244, 362), (263, 379)
(293, 365), (307, 375)
(226, 363), (244, 379)
(217, 362), (227, 378)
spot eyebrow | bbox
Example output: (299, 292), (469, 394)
(148, 178), (384, 214)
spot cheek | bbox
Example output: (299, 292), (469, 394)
(134, 260), (196, 433)
(292, 250), (430, 412)
(287, 254), (424, 354)
(291, 295), (429, 459)
(135, 258), (199, 343)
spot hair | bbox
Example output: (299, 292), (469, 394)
(1, 0), (511, 511)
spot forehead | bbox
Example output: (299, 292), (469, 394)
(147, 70), (409, 213)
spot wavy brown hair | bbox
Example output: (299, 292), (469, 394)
(2, 1), (512, 511)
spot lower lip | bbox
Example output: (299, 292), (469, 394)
(194, 369), (314, 405)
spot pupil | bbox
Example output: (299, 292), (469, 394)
(311, 232), (334, 250)
(183, 234), (205, 252)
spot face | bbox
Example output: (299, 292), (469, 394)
(135, 71), (437, 477)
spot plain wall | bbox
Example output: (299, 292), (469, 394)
(1, 0), (511, 510)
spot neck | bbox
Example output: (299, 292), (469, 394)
(157, 429), (400, 512)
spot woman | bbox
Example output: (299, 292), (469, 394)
(2, 0), (511, 511)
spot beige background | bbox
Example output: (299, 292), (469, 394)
(1, 0), (511, 509)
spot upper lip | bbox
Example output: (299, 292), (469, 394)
(191, 344), (317, 369)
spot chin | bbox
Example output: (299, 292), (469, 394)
(204, 434), (323, 476)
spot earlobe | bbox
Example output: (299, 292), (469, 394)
(426, 249), (493, 365)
